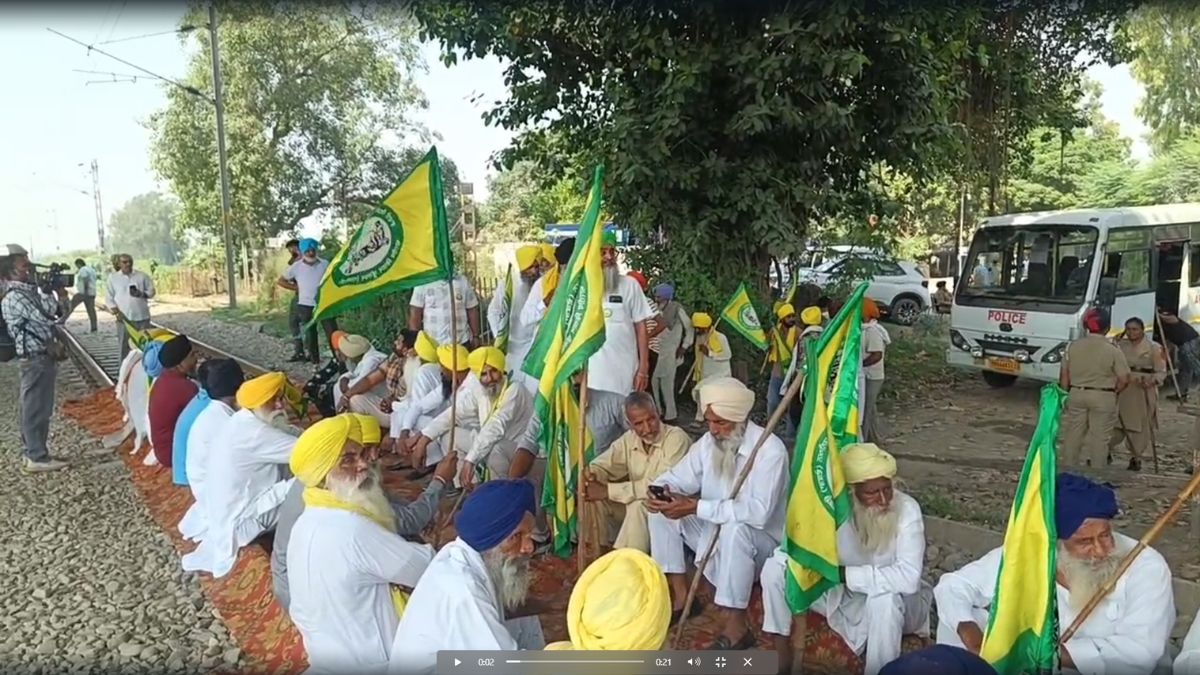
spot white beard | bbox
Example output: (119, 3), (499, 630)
(1058, 541), (1124, 613)
(327, 466), (396, 531)
(850, 496), (900, 556)
(712, 422), (747, 483)
(252, 406), (290, 430)
(603, 265), (621, 294)
(482, 547), (532, 613)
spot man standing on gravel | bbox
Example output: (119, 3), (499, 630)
(2, 244), (68, 473)
(277, 238), (338, 365)
(282, 239), (303, 362)
(105, 253), (155, 362)
(1059, 307), (1129, 469)
(67, 257), (98, 332)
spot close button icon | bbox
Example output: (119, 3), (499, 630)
(743, 658), (753, 666)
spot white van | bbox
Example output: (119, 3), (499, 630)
(946, 204), (1200, 387)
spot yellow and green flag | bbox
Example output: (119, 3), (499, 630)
(980, 384), (1061, 674)
(784, 281), (868, 613)
(311, 147), (454, 323)
(720, 282), (769, 350)
(521, 164), (607, 557)
(494, 263), (514, 353)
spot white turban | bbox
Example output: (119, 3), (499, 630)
(698, 377), (755, 423)
(841, 443), (897, 484)
(338, 334), (370, 359)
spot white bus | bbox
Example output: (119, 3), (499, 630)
(946, 204), (1200, 386)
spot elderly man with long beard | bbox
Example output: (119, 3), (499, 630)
(646, 377), (790, 650)
(181, 372), (299, 578)
(332, 333), (390, 414)
(519, 238), (573, 327)
(934, 473), (1175, 675)
(760, 443), (930, 675)
(395, 343), (470, 478)
(408, 346), (534, 488)
(488, 244), (544, 392)
(285, 413), (436, 675)
(388, 479), (545, 675)
(583, 391), (691, 552)
(589, 232), (655, 395)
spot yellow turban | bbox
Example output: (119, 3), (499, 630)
(147, 328), (174, 340)
(353, 413), (382, 445)
(544, 549), (670, 651)
(338, 334), (370, 359)
(236, 372), (287, 410)
(437, 344), (469, 371)
(468, 346), (506, 378)
(516, 245), (541, 272)
(842, 443), (898, 484)
(776, 303), (796, 320)
(290, 413), (380, 487)
(692, 312), (713, 329)
(414, 331), (438, 363)
(698, 377), (755, 423)
(540, 243), (556, 265)
(800, 306), (822, 326)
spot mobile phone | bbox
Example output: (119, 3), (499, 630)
(648, 485), (672, 502)
(129, 284), (141, 298)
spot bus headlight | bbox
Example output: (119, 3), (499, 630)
(971, 347), (984, 358)
(950, 329), (970, 351)
(1014, 349), (1031, 363)
(1041, 342), (1068, 363)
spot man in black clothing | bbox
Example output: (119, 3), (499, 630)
(1156, 306), (1200, 401)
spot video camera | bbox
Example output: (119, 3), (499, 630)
(31, 262), (74, 294)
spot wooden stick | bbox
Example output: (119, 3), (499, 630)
(430, 277), (462, 547)
(678, 317), (723, 395)
(577, 369), (592, 574)
(1154, 312), (1185, 403)
(1059, 468), (1200, 643)
(670, 368), (806, 647)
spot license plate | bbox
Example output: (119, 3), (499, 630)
(988, 357), (1020, 374)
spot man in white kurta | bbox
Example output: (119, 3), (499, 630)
(1176, 609), (1200, 674)
(383, 331), (442, 448)
(934, 472), (1174, 675)
(647, 377), (789, 650)
(688, 312), (733, 422)
(761, 443), (930, 675)
(487, 245), (543, 392)
(286, 414), (435, 675)
(518, 238), (572, 331)
(389, 480), (545, 675)
(181, 372), (298, 578)
(332, 334), (389, 412)
(394, 344), (469, 474)
(589, 232), (654, 395)
(178, 359), (245, 543)
(410, 346), (534, 485)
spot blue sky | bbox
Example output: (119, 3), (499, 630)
(0, 5), (1149, 257)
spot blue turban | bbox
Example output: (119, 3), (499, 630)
(654, 283), (675, 301)
(455, 479), (537, 552)
(143, 341), (166, 379)
(298, 238), (319, 254)
(879, 645), (997, 675)
(1056, 472), (1118, 539)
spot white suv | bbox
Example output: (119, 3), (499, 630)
(797, 253), (932, 325)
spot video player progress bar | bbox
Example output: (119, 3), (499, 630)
(436, 650), (778, 675)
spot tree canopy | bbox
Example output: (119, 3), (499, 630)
(480, 161), (589, 242)
(107, 192), (183, 265)
(1123, 3), (1200, 153)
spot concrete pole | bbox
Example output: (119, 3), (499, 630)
(209, 2), (238, 308)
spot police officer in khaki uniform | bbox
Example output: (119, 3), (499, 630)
(1059, 307), (1130, 468)
(1109, 316), (1165, 471)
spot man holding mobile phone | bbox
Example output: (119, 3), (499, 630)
(105, 254), (155, 361)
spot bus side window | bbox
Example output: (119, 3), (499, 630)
(1190, 243), (1200, 286)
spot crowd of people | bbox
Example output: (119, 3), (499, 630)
(5, 237), (1200, 675)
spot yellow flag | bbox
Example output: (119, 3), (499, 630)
(311, 147), (453, 323)
(719, 282), (768, 350)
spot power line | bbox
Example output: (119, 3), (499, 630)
(93, 26), (199, 46)
(47, 27), (210, 102)
(105, 0), (128, 44)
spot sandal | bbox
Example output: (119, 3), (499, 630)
(707, 630), (756, 650)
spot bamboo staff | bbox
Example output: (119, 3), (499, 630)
(1059, 468), (1200, 644)
(577, 369), (595, 574)
(1153, 311), (1185, 404)
(671, 368), (806, 647)
(432, 277), (464, 546)
(678, 317), (723, 395)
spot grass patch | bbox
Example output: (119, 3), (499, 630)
(880, 316), (972, 407)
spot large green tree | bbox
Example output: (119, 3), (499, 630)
(149, 0), (452, 249)
(1122, 3), (1200, 153)
(108, 192), (183, 264)
(480, 161), (590, 242)
(415, 1), (1135, 311)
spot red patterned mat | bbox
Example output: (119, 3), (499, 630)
(62, 388), (928, 674)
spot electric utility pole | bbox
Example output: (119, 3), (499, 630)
(89, 159), (106, 253)
(209, 2), (237, 308)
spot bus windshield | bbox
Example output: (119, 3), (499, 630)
(956, 225), (1100, 312)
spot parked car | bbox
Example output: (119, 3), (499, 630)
(796, 251), (932, 325)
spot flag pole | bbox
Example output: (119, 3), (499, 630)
(671, 368), (806, 647)
(1059, 468), (1200, 643)
(433, 277), (463, 547)
(576, 368), (593, 574)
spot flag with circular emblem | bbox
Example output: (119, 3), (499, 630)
(310, 147), (454, 324)
(719, 282), (768, 350)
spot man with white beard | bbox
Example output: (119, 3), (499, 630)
(408, 346), (534, 487)
(389, 479), (546, 675)
(646, 377), (789, 650)
(934, 473), (1175, 675)
(519, 238), (573, 329)
(488, 245), (543, 392)
(760, 443), (930, 675)
(181, 372), (298, 578)
(394, 344), (470, 478)
(285, 414), (436, 675)
(588, 231), (655, 395)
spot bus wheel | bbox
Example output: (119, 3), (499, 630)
(981, 370), (1017, 388)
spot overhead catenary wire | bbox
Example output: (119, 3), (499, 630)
(93, 25), (200, 47)
(47, 27), (210, 102)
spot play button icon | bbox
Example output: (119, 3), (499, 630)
(454, 658), (462, 667)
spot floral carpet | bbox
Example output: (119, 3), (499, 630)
(62, 387), (927, 674)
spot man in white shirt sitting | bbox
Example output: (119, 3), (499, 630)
(408, 346), (534, 488)
(178, 359), (245, 543)
(381, 331), (441, 454)
(396, 344), (470, 478)
(646, 377), (789, 650)
(389, 479), (544, 675)
(332, 333), (389, 413)
(286, 413), (436, 675)
(934, 473), (1174, 675)
(106, 253), (156, 361)
(276, 238), (337, 364)
(761, 443), (930, 675)
(181, 372), (298, 578)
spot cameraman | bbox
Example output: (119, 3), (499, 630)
(1, 244), (68, 473)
